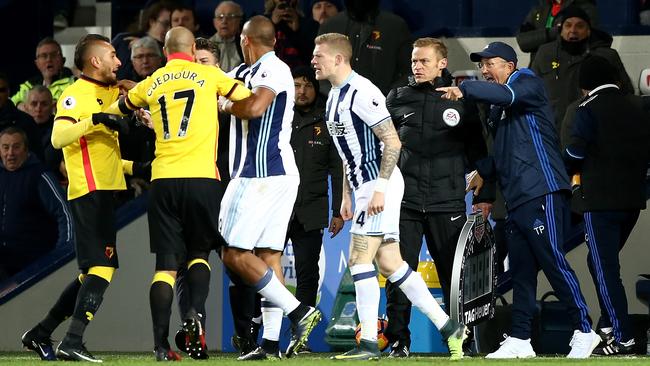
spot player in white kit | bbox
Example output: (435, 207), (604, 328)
(218, 16), (321, 359)
(312, 33), (468, 360)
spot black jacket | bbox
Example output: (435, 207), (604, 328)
(0, 101), (44, 161)
(0, 155), (74, 274)
(291, 96), (343, 231)
(531, 28), (634, 132)
(386, 70), (493, 212)
(517, 0), (599, 66)
(564, 85), (650, 211)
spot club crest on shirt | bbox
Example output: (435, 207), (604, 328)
(62, 96), (76, 110)
(442, 108), (460, 126)
(105, 246), (115, 259)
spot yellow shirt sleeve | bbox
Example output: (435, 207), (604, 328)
(122, 159), (134, 175)
(51, 118), (93, 149)
(126, 78), (151, 110)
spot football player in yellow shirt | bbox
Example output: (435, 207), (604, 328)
(106, 27), (251, 360)
(21, 34), (142, 363)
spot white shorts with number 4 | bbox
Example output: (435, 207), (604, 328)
(219, 175), (299, 251)
(350, 168), (404, 242)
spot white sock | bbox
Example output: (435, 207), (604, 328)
(261, 298), (283, 342)
(388, 261), (449, 329)
(256, 268), (300, 315)
(350, 264), (379, 342)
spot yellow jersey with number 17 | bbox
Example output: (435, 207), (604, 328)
(125, 54), (251, 181)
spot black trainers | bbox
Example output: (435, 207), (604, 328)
(55, 341), (102, 363)
(237, 346), (281, 361)
(154, 347), (182, 361)
(285, 307), (322, 358)
(331, 339), (380, 360)
(181, 316), (208, 359)
(231, 335), (258, 356)
(593, 339), (636, 356)
(21, 328), (56, 361)
(597, 328), (614, 345)
(388, 340), (410, 358)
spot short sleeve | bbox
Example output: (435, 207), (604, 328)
(351, 85), (391, 128)
(55, 90), (84, 122)
(249, 63), (280, 95)
(125, 78), (151, 109)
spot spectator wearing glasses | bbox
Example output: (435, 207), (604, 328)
(113, 1), (172, 80)
(130, 36), (164, 81)
(11, 38), (75, 111)
(209, 1), (244, 72)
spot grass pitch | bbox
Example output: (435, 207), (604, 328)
(1, 352), (649, 365)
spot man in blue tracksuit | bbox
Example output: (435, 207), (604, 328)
(438, 42), (598, 359)
(565, 55), (650, 355)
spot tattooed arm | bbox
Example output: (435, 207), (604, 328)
(367, 118), (401, 216)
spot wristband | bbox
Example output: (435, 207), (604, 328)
(374, 178), (388, 193)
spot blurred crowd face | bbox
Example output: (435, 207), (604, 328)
(294, 76), (316, 108)
(561, 17), (591, 42)
(35, 43), (64, 81)
(214, 2), (243, 40)
(0, 78), (8, 109)
(195, 49), (218, 66)
(25, 90), (54, 124)
(0, 132), (28, 172)
(479, 57), (514, 85)
(411, 46), (445, 84)
(312, 1), (338, 24)
(172, 9), (198, 33)
(132, 46), (162, 78)
(148, 9), (171, 41)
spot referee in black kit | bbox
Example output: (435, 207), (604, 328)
(564, 55), (650, 356)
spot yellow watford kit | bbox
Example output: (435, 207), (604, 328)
(123, 53), (251, 181)
(52, 75), (127, 200)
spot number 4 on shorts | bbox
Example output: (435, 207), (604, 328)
(356, 211), (366, 226)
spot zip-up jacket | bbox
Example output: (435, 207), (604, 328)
(0, 155), (74, 261)
(460, 68), (570, 210)
(10, 67), (75, 106)
(564, 85), (650, 211)
(386, 70), (493, 212)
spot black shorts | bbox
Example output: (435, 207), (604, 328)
(70, 190), (118, 270)
(148, 178), (224, 268)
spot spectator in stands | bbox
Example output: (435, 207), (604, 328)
(641, 0), (650, 26)
(10, 38), (75, 111)
(130, 36), (164, 82)
(517, 0), (598, 66)
(0, 73), (44, 161)
(209, 1), (244, 72)
(0, 127), (73, 281)
(264, 0), (319, 69)
(318, 0), (412, 95)
(113, 1), (172, 80)
(24, 87), (64, 180)
(531, 6), (633, 133)
(171, 4), (201, 35)
(564, 55), (650, 356)
(311, 0), (341, 25)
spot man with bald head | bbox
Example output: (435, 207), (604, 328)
(106, 26), (253, 360)
(219, 15), (322, 360)
(210, 0), (244, 72)
(21, 34), (137, 362)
